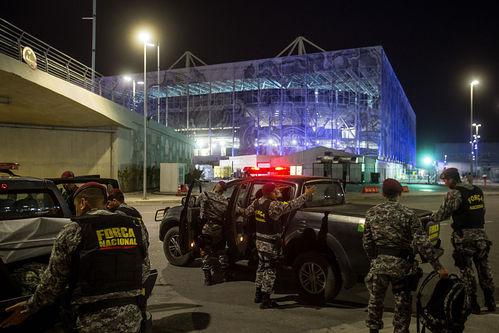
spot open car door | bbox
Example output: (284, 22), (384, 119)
(178, 180), (203, 254)
(226, 180), (253, 260)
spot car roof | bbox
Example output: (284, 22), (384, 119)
(0, 175), (54, 190)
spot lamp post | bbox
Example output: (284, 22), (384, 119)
(469, 80), (479, 176)
(473, 123), (482, 174)
(138, 31), (154, 200)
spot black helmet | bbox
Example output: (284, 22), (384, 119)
(439, 167), (460, 181)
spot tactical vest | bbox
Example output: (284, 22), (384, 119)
(71, 214), (145, 300)
(451, 185), (485, 231)
(254, 199), (281, 236)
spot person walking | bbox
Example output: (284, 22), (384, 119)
(363, 178), (448, 333)
(431, 167), (496, 314)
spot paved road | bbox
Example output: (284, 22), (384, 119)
(134, 193), (499, 332)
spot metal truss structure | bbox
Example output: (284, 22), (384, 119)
(101, 41), (415, 166)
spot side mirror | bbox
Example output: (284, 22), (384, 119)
(155, 207), (169, 222)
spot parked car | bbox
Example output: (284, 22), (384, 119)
(156, 175), (441, 305)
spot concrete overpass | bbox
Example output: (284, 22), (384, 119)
(0, 50), (192, 190)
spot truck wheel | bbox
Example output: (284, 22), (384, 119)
(293, 251), (342, 305)
(163, 226), (192, 266)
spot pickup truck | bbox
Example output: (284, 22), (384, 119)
(156, 175), (441, 305)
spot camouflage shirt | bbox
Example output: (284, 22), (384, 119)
(363, 199), (442, 274)
(25, 209), (150, 333)
(199, 191), (228, 221)
(242, 191), (312, 222)
(431, 183), (482, 222)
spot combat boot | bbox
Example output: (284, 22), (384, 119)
(254, 287), (262, 303)
(484, 290), (496, 312)
(203, 270), (213, 286)
(470, 295), (481, 314)
(259, 292), (279, 309)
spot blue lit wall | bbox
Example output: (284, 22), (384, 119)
(101, 46), (415, 166)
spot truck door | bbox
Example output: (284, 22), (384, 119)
(226, 181), (252, 258)
(179, 181), (203, 253)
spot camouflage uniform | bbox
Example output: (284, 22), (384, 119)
(25, 209), (150, 333)
(243, 192), (312, 294)
(199, 191), (229, 275)
(431, 183), (495, 302)
(363, 199), (443, 333)
(10, 262), (47, 295)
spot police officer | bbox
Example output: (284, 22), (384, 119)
(431, 167), (496, 313)
(107, 188), (142, 219)
(363, 178), (448, 333)
(241, 183), (315, 309)
(1, 182), (150, 333)
(61, 170), (78, 214)
(199, 181), (230, 286)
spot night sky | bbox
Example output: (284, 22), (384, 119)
(2, 0), (499, 152)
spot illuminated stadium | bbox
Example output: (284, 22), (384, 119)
(101, 38), (416, 168)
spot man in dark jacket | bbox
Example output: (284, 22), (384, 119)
(431, 167), (496, 314)
(107, 188), (142, 219)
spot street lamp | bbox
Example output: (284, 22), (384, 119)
(138, 30), (155, 200)
(469, 80), (479, 176)
(472, 123), (482, 173)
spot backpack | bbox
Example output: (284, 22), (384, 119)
(416, 271), (471, 333)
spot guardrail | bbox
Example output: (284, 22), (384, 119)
(0, 18), (132, 109)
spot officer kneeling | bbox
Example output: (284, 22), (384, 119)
(1, 182), (150, 333)
(363, 179), (448, 333)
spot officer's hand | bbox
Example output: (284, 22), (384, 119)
(304, 186), (316, 196)
(438, 267), (449, 279)
(0, 301), (29, 328)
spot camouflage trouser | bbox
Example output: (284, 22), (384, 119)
(451, 229), (495, 298)
(201, 222), (228, 274)
(255, 237), (279, 294)
(76, 304), (142, 333)
(365, 272), (412, 333)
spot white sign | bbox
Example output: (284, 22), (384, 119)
(22, 47), (37, 70)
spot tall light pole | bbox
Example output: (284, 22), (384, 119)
(157, 43), (161, 123)
(139, 31), (154, 200)
(469, 80), (479, 176)
(473, 123), (482, 174)
(82, 0), (97, 90)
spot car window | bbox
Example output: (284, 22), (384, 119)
(0, 190), (63, 220)
(249, 182), (296, 203)
(304, 181), (344, 207)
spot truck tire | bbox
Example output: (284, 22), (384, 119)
(293, 251), (342, 305)
(163, 226), (192, 266)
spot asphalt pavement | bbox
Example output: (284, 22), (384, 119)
(133, 190), (499, 332)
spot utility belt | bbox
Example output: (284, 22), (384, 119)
(376, 247), (414, 260)
(76, 296), (140, 314)
(256, 235), (280, 244)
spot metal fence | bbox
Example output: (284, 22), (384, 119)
(0, 18), (125, 102)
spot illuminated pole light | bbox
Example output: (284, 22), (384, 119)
(469, 80), (479, 175)
(138, 30), (155, 200)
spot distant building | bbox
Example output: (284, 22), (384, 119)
(102, 41), (416, 179)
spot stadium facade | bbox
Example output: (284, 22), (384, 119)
(101, 43), (416, 175)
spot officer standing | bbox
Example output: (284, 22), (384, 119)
(431, 167), (496, 313)
(61, 170), (78, 214)
(107, 188), (142, 219)
(198, 181), (230, 286)
(363, 178), (448, 333)
(241, 183), (315, 309)
(1, 182), (150, 332)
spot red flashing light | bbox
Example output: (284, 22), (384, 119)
(0, 183), (8, 190)
(252, 167), (260, 171)
(274, 166), (286, 171)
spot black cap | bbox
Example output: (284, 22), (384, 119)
(439, 167), (460, 180)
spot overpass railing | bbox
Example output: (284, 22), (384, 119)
(0, 18), (130, 105)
